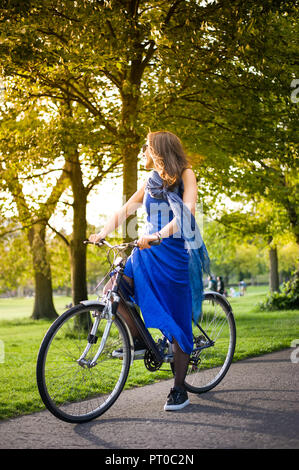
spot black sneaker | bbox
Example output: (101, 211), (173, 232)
(164, 387), (190, 411)
(112, 337), (147, 358)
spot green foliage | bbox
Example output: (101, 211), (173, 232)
(160, 4), (299, 245)
(204, 218), (268, 282)
(279, 240), (299, 275)
(1, 1), (298, 312)
(0, 222), (33, 293)
(260, 271), (299, 311)
(47, 233), (71, 291)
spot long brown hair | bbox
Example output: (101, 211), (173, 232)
(148, 131), (190, 188)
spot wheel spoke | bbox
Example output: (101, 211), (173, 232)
(184, 294), (236, 393)
(37, 306), (130, 423)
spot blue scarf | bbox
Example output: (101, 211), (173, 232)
(146, 170), (210, 324)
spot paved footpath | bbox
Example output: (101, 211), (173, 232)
(0, 348), (298, 450)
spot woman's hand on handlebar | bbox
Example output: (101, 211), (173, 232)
(88, 231), (161, 249)
(88, 232), (106, 244)
(137, 233), (160, 250)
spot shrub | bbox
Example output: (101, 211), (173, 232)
(259, 271), (299, 311)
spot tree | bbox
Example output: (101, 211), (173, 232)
(1, 0), (296, 311)
(204, 218), (238, 285)
(170, 4), (299, 248)
(155, 2), (298, 291)
(1, 0), (270, 239)
(0, 0), (173, 237)
(204, 217), (268, 287)
(214, 196), (297, 292)
(0, 219), (33, 295)
(48, 99), (121, 304)
(278, 238), (298, 281)
(0, 93), (71, 318)
(0, 76), (122, 308)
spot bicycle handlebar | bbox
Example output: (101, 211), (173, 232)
(84, 239), (122, 249)
(84, 237), (161, 248)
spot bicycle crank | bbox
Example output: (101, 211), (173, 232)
(144, 349), (163, 371)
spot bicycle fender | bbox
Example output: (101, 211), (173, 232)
(79, 300), (105, 311)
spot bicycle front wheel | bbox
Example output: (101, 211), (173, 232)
(36, 303), (131, 423)
(184, 292), (236, 394)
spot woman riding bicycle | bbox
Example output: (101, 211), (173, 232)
(89, 130), (210, 411)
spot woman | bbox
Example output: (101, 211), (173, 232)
(89, 131), (209, 411)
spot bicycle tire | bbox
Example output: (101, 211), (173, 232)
(36, 303), (131, 423)
(172, 292), (236, 394)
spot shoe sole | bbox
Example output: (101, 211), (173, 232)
(164, 399), (190, 411)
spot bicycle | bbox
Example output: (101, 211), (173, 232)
(36, 238), (236, 423)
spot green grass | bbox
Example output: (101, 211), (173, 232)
(0, 295), (73, 321)
(0, 287), (298, 420)
(229, 287), (299, 359)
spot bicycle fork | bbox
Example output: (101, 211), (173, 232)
(77, 302), (113, 369)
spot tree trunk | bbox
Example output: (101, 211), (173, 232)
(68, 152), (88, 305)
(269, 245), (280, 292)
(120, 91), (141, 242)
(70, 210), (87, 305)
(122, 138), (140, 241)
(28, 224), (58, 320)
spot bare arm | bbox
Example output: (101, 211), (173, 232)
(89, 180), (147, 242)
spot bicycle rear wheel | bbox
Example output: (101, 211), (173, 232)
(183, 292), (236, 394)
(36, 303), (131, 423)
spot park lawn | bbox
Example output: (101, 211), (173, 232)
(0, 295), (73, 321)
(229, 288), (299, 359)
(0, 287), (298, 420)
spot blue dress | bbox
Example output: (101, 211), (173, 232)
(122, 172), (194, 354)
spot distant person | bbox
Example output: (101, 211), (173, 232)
(229, 287), (240, 297)
(217, 276), (224, 295)
(208, 275), (217, 291)
(239, 280), (247, 296)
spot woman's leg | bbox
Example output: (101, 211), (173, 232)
(103, 274), (140, 338)
(164, 338), (190, 410)
(172, 339), (190, 389)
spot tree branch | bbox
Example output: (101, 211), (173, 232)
(106, 19), (116, 38)
(61, 79), (118, 136)
(46, 7), (80, 23)
(36, 27), (69, 46)
(141, 40), (157, 71)
(163, 0), (183, 27)
(86, 156), (122, 194)
(15, 168), (66, 181)
(41, 165), (70, 220)
(47, 223), (70, 246)
(98, 68), (123, 88)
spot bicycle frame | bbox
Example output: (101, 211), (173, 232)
(110, 260), (165, 365)
(78, 240), (165, 368)
(79, 240), (224, 370)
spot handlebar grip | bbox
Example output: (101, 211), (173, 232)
(148, 239), (161, 246)
(83, 239), (105, 246)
